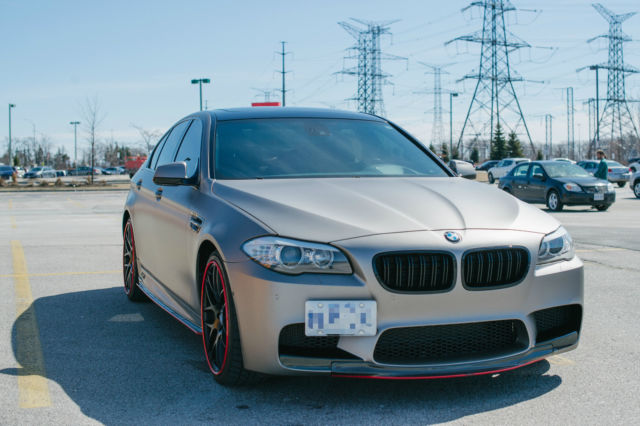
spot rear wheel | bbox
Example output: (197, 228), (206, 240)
(617, 182), (626, 188)
(488, 172), (495, 184)
(546, 190), (563, 212)
(122, 219), (146, 301)
(201, 253), (259, 386)
(634, 180), (640, 199)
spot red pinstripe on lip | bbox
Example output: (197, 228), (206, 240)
(332, 359), (540, 380)
(201, 260), (230, 375)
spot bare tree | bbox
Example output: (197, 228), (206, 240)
(131, 124), (162, 155)
(81, 96), (106, 183)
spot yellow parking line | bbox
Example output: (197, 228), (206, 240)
(11, 240), (52, 408)
(0, 270), (119, 279)
(11, 216), (17, 229)
(8, 199), (13, 210)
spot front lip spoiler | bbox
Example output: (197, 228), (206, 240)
(330, 332), (578, 379)
(280, 332), (578, 379)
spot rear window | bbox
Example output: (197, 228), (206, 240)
(214, 118), (448, 179)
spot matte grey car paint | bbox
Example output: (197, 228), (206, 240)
(123, 108), (583, 377)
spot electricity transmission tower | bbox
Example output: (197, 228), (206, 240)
(586, 3), (639, 159)
(415, 63), (453, 147)
(276, 41), (290, 106)
(446, 0), (535, 156)
(545, 114), (553, 159)
(339, 19), (405, 116)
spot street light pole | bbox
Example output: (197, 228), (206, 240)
(191, 78), (211, 111)
(8, 104), (15, 166)
(70, 121), (81, 168)
(449, 92), (458, 159)
(589, 66), (600, 152)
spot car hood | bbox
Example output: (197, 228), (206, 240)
(213, 177), (559, 242)
(555, 176), (605, 185)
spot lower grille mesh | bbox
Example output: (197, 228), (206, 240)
(532, 305), (582, 343)
(278, 323), (357, 359)
(374, 320), (527, 364)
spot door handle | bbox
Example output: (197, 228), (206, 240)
(136, 180), (142, 191)
(155, 188), (163, 200)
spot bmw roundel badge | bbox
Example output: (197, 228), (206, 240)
(444, 231), (462, 243)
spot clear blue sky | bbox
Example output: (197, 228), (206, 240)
(1, 0), (639, 159)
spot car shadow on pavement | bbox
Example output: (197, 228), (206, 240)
(2, 287), (561, 424)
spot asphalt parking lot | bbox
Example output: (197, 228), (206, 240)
(1, 186), (639, 425)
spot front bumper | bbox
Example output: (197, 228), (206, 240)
(227, 229), (583, 376)
(561, 191), (615, 206)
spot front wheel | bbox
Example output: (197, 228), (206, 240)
(488, 172), (495, 184)
(634, 180), (640, 199)
(546, 190), (563, 212)
(617, 182), (626, 188)
(595, 204), (610, 211)
(201, 253), (259, 386)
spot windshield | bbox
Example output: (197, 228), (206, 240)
(31, 167), (43, 172)
(214, 118), (448, 179)
(544, 162), (591, 178)
(607, 161), (623, 167)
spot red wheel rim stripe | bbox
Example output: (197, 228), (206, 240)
(200, 260), (230, 375)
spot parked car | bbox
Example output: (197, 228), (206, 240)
(628, 157), (640, 165)
(628, 161), (640, 174)
(14, 166), (25, 177)
(475, 160), (498, 171)
(68, 166), (93, 176)
(123, 108), (583, 385)
(448, 159), (477, 179)
(499, 160), (615, 211)
(55, 170), (67, 177)
(104, 166), (125, 175)
(487, 157), (530, 183)
(24, 166), (56, 179)
(631, 169), (640, 199)
(0, 165), (15, 180)
(577, 160), (631, 187)
(125, 155), (148, 177)
(552, 158), (576, 164)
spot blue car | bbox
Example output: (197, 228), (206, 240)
(0, 165), (16, 180)
(499, 160), (616, 211)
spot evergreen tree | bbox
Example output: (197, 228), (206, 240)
(490, 123), (507, 160)
(470, 147), (479, 163)
(452, 146), (460, 160)
(429, 143), (436, 153)
(507, 132), (524, 157)
(536, 149), (543, 160)
(441, 143), (449, 162)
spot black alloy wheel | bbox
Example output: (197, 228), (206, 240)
(634, 180), (640, 199)
(617, 182), (626, 188)
(595, 204), (610, 211)
(200, 253), (259, 385)
(488, 172), (495, 184)
(122, 218), (146, 301)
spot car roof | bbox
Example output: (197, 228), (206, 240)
(208, 107), (384, 122)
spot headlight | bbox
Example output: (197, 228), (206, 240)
(537, 226), (574, 264)
(242, 236), (352, 275)
(607, 183), (615, 192)
(563, 182), (582, 192)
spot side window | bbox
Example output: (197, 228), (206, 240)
(154, 120), (191, 169)
(174, 120), (203, 178)
(530, 164), (544, 178)
(504, 160), (513, 166)
(149, 134), (168, 169)
(513, 164), (529, 177)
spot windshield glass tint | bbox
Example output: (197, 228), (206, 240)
(607, 161), (623, 167)
(544, 162), (591, 178)
(214, 118), (448, 179)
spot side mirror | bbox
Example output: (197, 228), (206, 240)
(153, 162), (192, 186)
(532, 172), (545, 181)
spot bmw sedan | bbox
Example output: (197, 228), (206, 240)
(123, 108), (583, 385)
(499, 160), (616, 211)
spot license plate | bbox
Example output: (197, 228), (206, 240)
(305, 300), (376, 336)
(594, 193), (604, 201)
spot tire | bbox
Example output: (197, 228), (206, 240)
(503, 187), (512, 194)
(122, 219), (147, 301)
(634, 180), (640, 199)
(617, 182), (625, 188)
(488, 172), (495, 184)
(546, 190), (563, 212)
(595, 204), (610, 211)
(201, 253), (260, 386)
